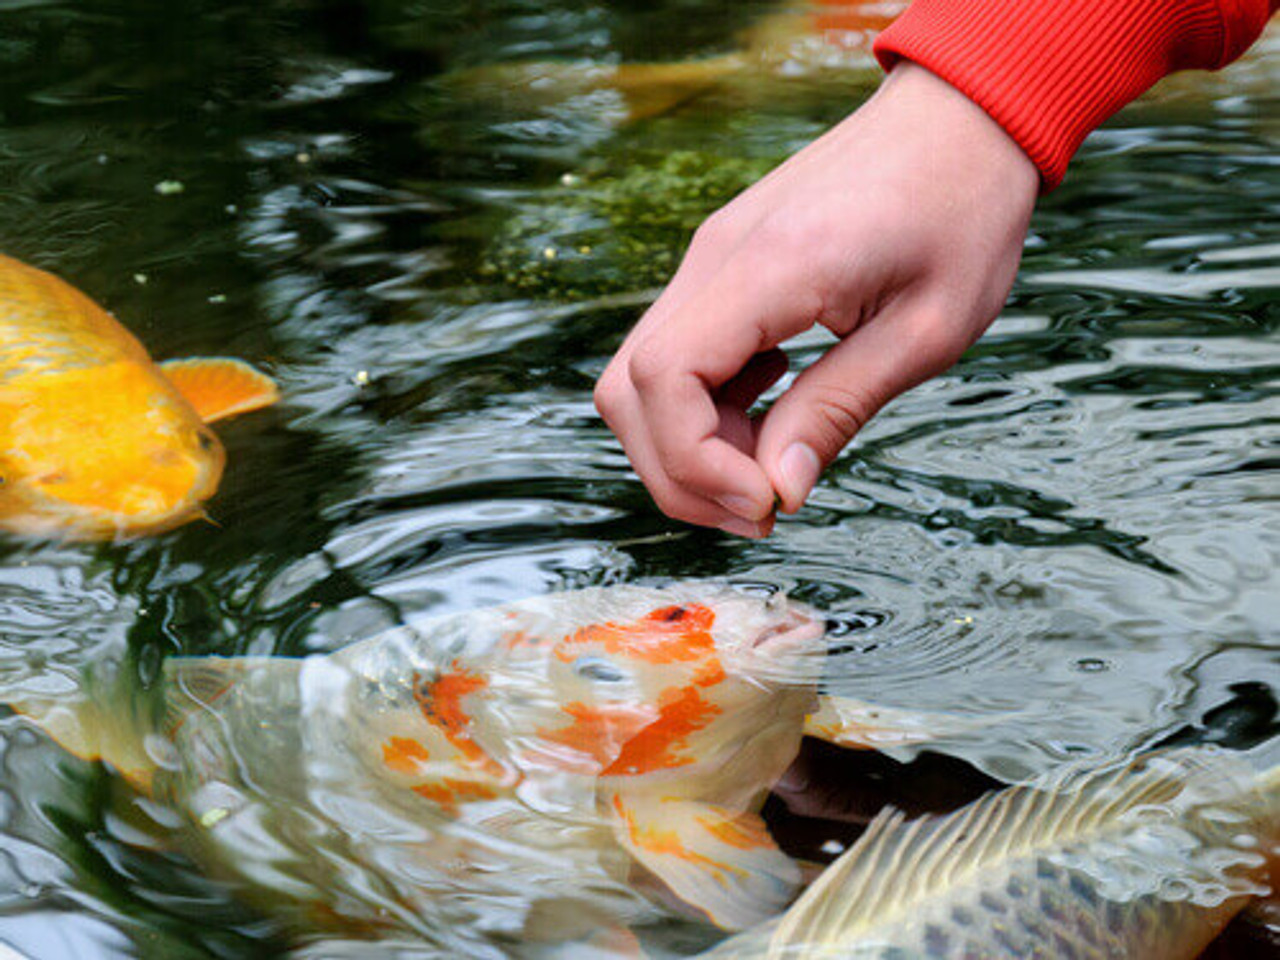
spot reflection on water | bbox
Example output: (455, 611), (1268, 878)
(0, 0), (1275, 956)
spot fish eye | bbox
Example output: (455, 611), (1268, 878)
(196, 430), (217, 452)
(573, 657), (626, 683)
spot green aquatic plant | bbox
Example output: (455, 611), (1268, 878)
(482, 149), (778, 298)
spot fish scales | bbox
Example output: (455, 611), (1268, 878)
(0, 255), (141, 374)
(709, 750), (1279, 959)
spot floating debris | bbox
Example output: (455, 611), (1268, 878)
(199, 807), (230, 828)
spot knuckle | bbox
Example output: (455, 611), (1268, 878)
(750, 213), (812, 259)
(593, 372), (623, 420)
(626, 342), (669, 391)
(750, 216), (833, 314)
(690, 209), (736, 251)
(660, 449), (702, 490)
(900, 306), (968, 370)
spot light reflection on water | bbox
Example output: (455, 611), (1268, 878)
(0, 1), (1275, 956)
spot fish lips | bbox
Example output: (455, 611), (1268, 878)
(727, 605), (828, 685)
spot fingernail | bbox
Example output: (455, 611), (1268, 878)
(778, 443), (821, 510)
(716, 493), (763, 520)
(717, 516), (764, 539)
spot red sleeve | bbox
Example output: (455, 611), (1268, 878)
(872, 0), (1278, 189)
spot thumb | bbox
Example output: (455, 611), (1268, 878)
(757, 306), (959, 513)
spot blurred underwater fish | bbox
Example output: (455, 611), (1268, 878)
(706, 747), (1280, 959)
(14, 582), (952, 951)
(444, 1), (905, 125)
(0, 252), (278, 540)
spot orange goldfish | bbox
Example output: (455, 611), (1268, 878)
(0, 253), (278, 540)
(13, 583), (934, 952)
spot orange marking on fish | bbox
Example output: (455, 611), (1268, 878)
(556, 604), (717, 666)
(698, 813), (772, 851)
(412, 777), (499, 816)
(540, 701), (659, 770)
(501, 629), (540, 650)
(602, 684), (722, 777)
(691, 657), (726, 688)
(381, 736), (431, 775)
(611, 796), (726, 873)
(412, 662), (502, 776)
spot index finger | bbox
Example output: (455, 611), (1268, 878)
(627, 251), (825, 518)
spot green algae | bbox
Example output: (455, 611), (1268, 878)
(482, 149), (778, 298)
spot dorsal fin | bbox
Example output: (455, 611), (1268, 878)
(766, 749), (1263, 954)
(159, 358), (279, 423)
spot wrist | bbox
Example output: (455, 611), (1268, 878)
(872, 0), (1271, 190)
(862, 61), (1039, 207)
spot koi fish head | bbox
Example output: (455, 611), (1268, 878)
(0, 361), (224, 539)
(489, 585), (826, 781)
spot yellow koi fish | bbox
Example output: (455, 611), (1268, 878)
(0, 253), (278, 540)
(709, 747), (1280, 959)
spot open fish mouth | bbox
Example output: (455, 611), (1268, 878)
(751, 609), (826, 654)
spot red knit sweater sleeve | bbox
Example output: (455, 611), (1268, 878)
(872, 0), (1278, 189)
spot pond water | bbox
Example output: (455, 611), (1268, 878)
(0, 1), (1275, 957)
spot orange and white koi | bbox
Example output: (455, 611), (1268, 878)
(16, 584), (874, 948)
(0, 253), (277, 540)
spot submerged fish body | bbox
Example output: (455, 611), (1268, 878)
(710, 748), (1280, 959)
(0, 253), (278, 539)
(24, 584), (831, 948)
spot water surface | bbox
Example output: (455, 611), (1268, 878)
(0, 2), (1275, 956)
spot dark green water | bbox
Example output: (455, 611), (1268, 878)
(0, 1), (1275, 956)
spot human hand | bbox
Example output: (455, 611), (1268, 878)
(594, 63), (1039, 536)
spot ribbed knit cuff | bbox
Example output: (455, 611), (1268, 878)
(873, 0), (1274, 190)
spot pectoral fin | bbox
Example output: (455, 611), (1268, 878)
(160, 358), (279, 423)
(10, 695), (155, 792)
(805, 694), (982, 749)
(609, 793), (799, 931)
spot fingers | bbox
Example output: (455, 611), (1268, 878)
(625, 251), (825, 523)
(713, 349), (789, 455)
(596, 242), (818, 534)
(716, 348), (789, 411)
(755, 298), (963, 513)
